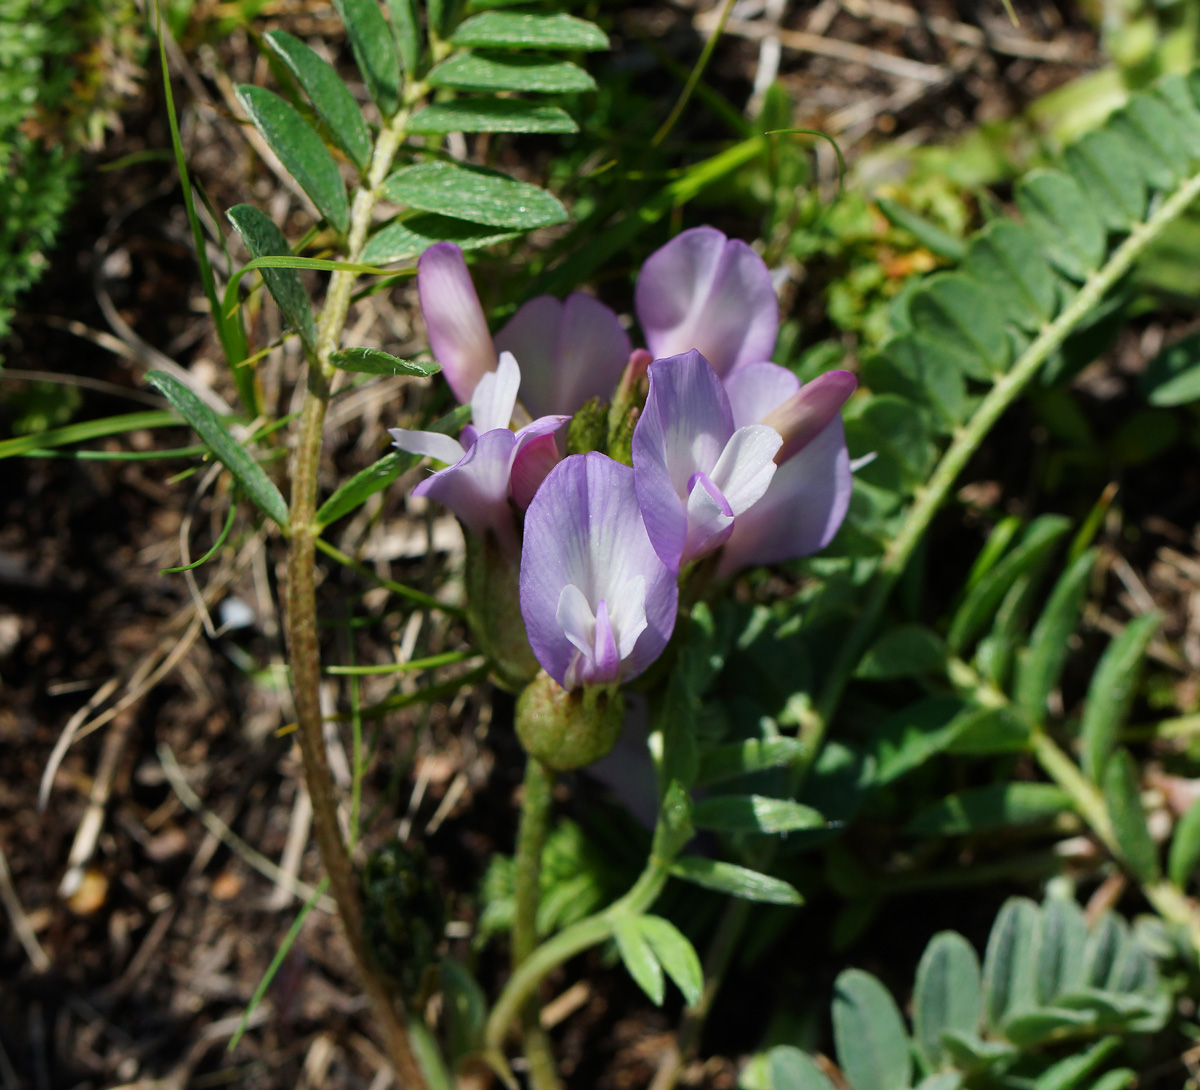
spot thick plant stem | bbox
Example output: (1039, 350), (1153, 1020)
(283, 103), (427, 1089)
(512, 756), (560, 1090)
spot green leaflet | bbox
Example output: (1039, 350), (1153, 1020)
(332, 0), (402, 115)
(961, 219), (1057, 331)
(669, 857), (803, 905)
(690, 794), (825, 835)
(227, 204), (317, 348)
(855, 623), (946, 679)
(909, 273), (1011, 377)
(264, 30), (371, 172)
(1063, 129), (1145, 231)
(384, 161), (567, 229)
(694, 737), (806, 787)
(386, 0), (420, 73)
(638, 916), (703, 1007)
(145, 371), (289, 527)
(1079, 613), (1160, 783)
(876, 196), (965, 260)
(982, 897), (1039, 1031)
(1103, 749), (1160, 883)
(450, 11), (608, 51)
(329, 346), (438, 377)
(1140, 328), (1200, 406)
(361, 214), (520, 265)
(832, 969), (911, 1090)
(904, 783), (1071, 836)
(613, 914), (663, 1006)
(235, 85), (350, 234)
(427, 52), (596, 93)
(913, 932), (982, 1070)
(408, 98), (577, 134)
(1015, 169), (1104, 282)
(1168, 794), (1200, 888)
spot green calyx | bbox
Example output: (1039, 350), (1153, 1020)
(516, 671), (625, 771)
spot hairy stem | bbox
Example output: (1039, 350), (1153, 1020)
(284, 101), (427, 1088)
(512, 756), (561, 1090)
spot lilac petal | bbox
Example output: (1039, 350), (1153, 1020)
(470, 350), (521, 433)
(590, 599), (621, 683)
(716, 418), (852, 576)
(418, 242), (497, 404)
(509, 430), (561, 510)
(521, 452), (677, 688)
(632, 350), (735, 571)
(494, 293), (631, 418)
(708, 424), (780, 514)
(389, 428), (466, 466)
(635, 226), (778, 377)
(415, 428), (519, 557)
(760, 370), (857, 462)
(682, 472), (734, 563)
(723, 362), (800, 429)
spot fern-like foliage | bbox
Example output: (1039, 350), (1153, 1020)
(743, 895), (1171, 1090)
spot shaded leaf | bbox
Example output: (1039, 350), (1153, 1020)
(236, 85), (350, 234)
(409, 98), (577, 134)
(1080, 613), (1160, 783)
(905, 783), (1069, 836)
(855, 624), (946, 680)
(1168, 794), (1200, 888)
(227, 204), (317, 348)
(428, 51), (596, 93)
(877, 196), (965, 260)
(870, 334), (969, 429)
(872, 697), (967, 784)
(670, 857), (803, 905)
(832, 969), (911, 1090)
(1103, 748), (1160, 883)
(440, 959), (487, 1065)
(695, 737), (805, 787)
(145, 371), (288, 526)
(913, 931), (982, 1070)
(264, 30), (371, 171)
(1032, 1036), (1121, 1090)
(1002, 1006), (1095, 1048)
(450, 11), (608, 51)
(384, 161), (567, 229)
(1140, 328), (1200, 406)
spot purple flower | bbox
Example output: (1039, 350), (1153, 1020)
(631, 351), (782, 573)
(635, 226), (778, 378)
(418, 242), (629, 416)
(390, 351), (567, 558)
(520, 452), (678, 690)
(716, 363), (857, 575)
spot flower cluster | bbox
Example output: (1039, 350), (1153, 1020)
(392, 227), (855, 724)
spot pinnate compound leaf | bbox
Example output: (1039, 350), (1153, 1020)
(450, 11), (608, 51)
(330, 347), (438, 377)
(386, 0), (420, 73)
(855, 623), (946, 679)
(1015, 169), (1104, 282)
(691, 795), (825, 835)
(905, 783), (1069, 836)
(913, 931), (983, 1070)
(695, 737), (805, 787)
(1080, 613), (1160, 783)
(145, 371), (288, 526)
(1015, 548), (1098, 723)
(236, 85), (350, 234)
(638, 916), (703, 1007)
(332, 0), (402, 114)
(409, 98), (577, 134)
(1140, 329), (1200, 406)
(361, 215), (519, 265)
(264, 30), (372, 171)
(1103, 748), (1160, 883)
(315, 404), (470, 527)
(947, 515), (1071, 654)
(670, 857), (803, 905)
(832, 969), (911, 1090)
(384, 161), (567, 229)
(428, 52), (596, 93)
(227, 204), (317, 348)
(982, 897), (1039, 1031)
(613, 914), (664, 1006)
(1168, 795), (1200, 888)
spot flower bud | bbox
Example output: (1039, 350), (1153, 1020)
(515, 670), (625, 771)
